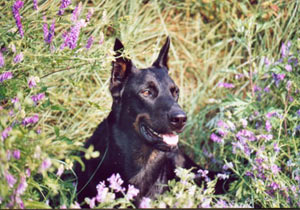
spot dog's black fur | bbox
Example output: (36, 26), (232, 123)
(75, 37), (234, 207)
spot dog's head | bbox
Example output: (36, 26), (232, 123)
(110, 37), (187, 152)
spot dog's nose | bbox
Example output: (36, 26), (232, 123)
(168, 112), (187, 131)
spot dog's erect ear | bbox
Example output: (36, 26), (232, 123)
(110, 38), (133, 100)
(152, 37), (170, 69)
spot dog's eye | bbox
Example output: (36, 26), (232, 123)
(141, 89), (153, 97)
(170, 87), (179, 98)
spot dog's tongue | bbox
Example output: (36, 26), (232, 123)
(162, 134), (178, 146)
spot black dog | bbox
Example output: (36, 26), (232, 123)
(75, 37), (234, 207)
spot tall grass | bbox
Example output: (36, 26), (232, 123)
(0, 0), (299, 208)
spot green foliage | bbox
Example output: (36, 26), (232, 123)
(0, 0), (299, 208)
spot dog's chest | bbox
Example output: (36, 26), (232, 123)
(129, 151), (170, 199)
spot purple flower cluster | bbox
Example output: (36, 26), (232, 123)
(28, 76), (37, 88)
(31, 93), (45, 103)
(60, 19), (86, 50)
(71, 3), (82, 22)
(139, 197), (151, 208)
(33, 0), (38, 10)
(236, 129), (256, 142)
(265, 120), (272, 132)
(107, 173), (125, 192)
(39, 158), (52, 172)
(58, 0), (71, 16)
(281, 41), (291, 58)
(272, 73), (285, 87)
(12, 1), (24, 38)
(218, 82), (235, 89)
(13, 52), (23, 63)
(43, 17), (55, 44)
(1, 127), (12, 141)
(89, 173), (139, 208)
(22, 114), (39, 126)
(0, 72), (13, 83)
(5, 171), (17, 188)
(86, 36), (94, 49)
(210, 133), (222, 143)
(86, 8), (94, 22)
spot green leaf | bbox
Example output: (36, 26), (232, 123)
(54, 126), (60, 137)
(24, 201), (51, 209)
(51, 105), (68, 112)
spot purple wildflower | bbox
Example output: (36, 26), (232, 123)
(31, 93), (45, 103)
(11, 97), (19, 104)
(56, 164), (64, 177)
(0, 52), (4, 67)
(16, 175), (27, 195)
(13, 149), (21, 159)
(236, 129), (256, 142)
(273, 143), (280, 153)
(265, 120), (272, 132)
(33, 0), (38, 10)
(256, 134), (273, 141)
(48, 20), (55, 44)
(28, 76), (37, 88)
(39, 158), (52, 172)
(269, 182), (279, 190)
(86, 36), (94, 49)
(13, 52), (23, 63)
(86, 8), (94, 22)
(240, 119), (248, 128)
(223, 162), (233, 170)
(264, 57), (271, 66)
(139, 197), (151, 208)
(210, 133), (223, 143)
(297, 110), (300, 117)
(281, 41), (291, 58)
(272, 73), (285, 87)
(43, 18), (55, 44)
(217, 173), (229, 180)
(22, 114), (39, 126)
(216, 199), (228, 208)
(107, 173), (125, 192)
(218, 82), (234, 89)
(235, 73), (244, 79)
(285, 64), (292, 72)
(254, 85), (261, 92)
(217, 120), (229, 129)
(58, 0), (72, 16)
(126, 184), (139, 200)
(270, 164), (280, 175)
(0, 72), (13, 82)
(266, 111), (277, 118)
(198, 169), (209, 178)
(43, 17), (49, 41)
(96, 181), (109, 203)
(12, 1), (24, 38)
(60, 19), (86, 50)
(89, 197), (96, 208)
(245, 171), (253, 177)
(71, 3), (82, 22)
(264, 87), (270, 93)
(25, 168), (31, 177)
(5, 171), (17, 188)
(1, 127), (12, 141)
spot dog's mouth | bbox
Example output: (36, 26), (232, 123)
(140, 123), (179, 151)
